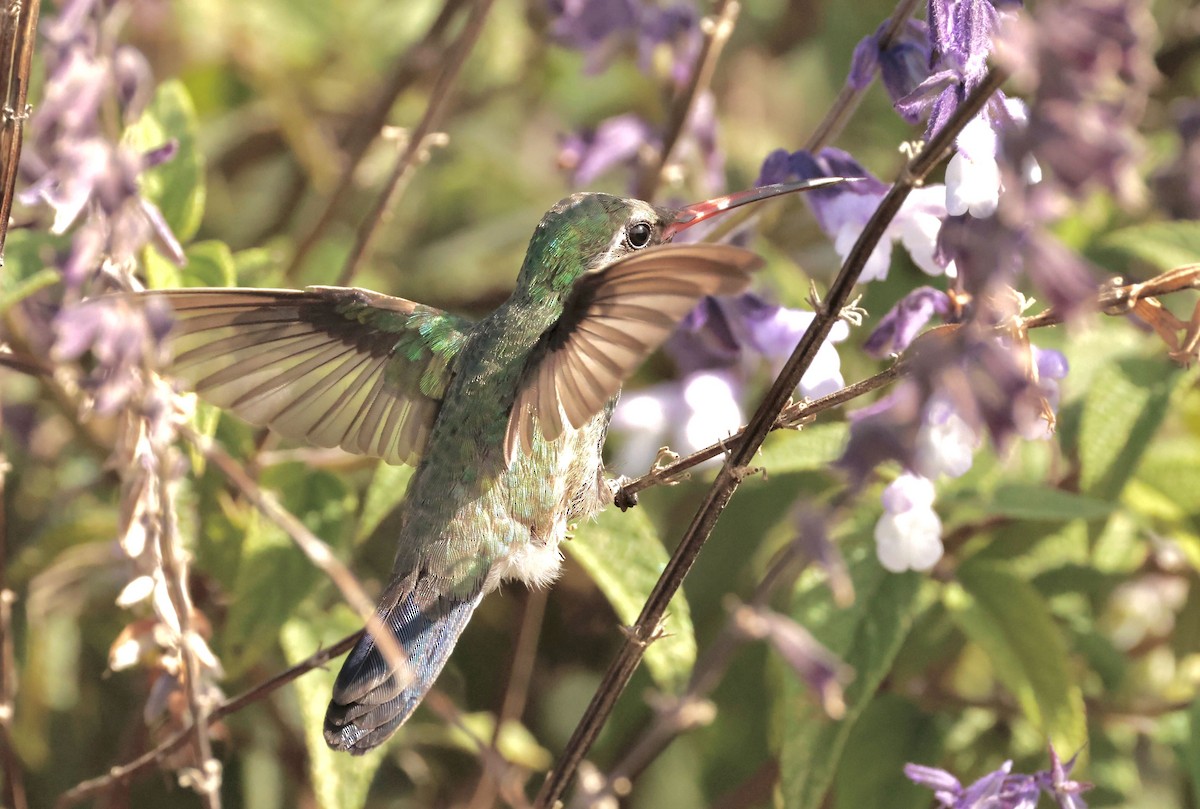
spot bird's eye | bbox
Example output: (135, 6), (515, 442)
(626, 221), (652, 249)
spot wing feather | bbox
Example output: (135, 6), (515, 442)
(504, 243), (763, 463)
(146, 286), (473, 466)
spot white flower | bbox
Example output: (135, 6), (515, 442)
(875, 473), (944, 573)
(915, 396), (980, 478)
(611, 370), (742, 474)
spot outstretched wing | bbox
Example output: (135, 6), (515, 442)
(153, 285), (473, 466)
(504, 243), (763, 463)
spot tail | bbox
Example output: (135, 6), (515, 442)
(323, 573), (482, 754)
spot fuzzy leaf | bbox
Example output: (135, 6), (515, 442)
(988, 484), (1114, 521)
(947, 561), (1088, 755)
(1078, 356), (1180, 500)
(755, 423), (849, 475)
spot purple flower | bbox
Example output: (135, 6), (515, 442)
(610, 370), (743, 473)
(849, 19), (934, 117)
(548, 0), (700, 84)
(908, 746), (1090, 809)
(52, 297), (173, 414)
(558, 114), (657, 186)
(899, 0), (1006, 141)
(998, 0), (1157, 208)
(666, 291), (848, 397)
(840, 327), (1046, 487)
(729, 602), (851, 718)
(1036, 746), (1090, 809)
(780, 148), (955, 282)
(915, 394), (980, 478)
(945, 97), (1039, 219)
(863, 286), (952, 357)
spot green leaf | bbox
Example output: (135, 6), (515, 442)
(0, 268), (59, 314)
(281, 608), (388, 809)
(403, 712), (551, 770)
(1098, 220), (1200, 271)
(355, 461), (413, 546)
(1078, 356), (1180, 500)
(777, 538), (924, 809)
(1185, 698), (1200, 806)
(834, 695), (942, 809)
(947, 561), (1088, 755)
(124, 79), (205, 241)
(755, 423), (848, 475)
(181, 240), (237, 287)
(988, 484), (1114, 522)
(224, 466), (355, 672)
(566, 507), (696, 691)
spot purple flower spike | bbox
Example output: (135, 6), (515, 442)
(864, 286), (952, 357)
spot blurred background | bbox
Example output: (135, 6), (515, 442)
(4, 0), (1200, 807)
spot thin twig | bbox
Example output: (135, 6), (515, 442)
(634, 0), (740, 201)
(336, 0), (494, 287)
(467, 587), (548, 809)
(616, 361), (903, 506)
(182, 427), (413, 692)
(285, 0), (470, 281)
(154, 450), (221, 808)
(0, 0), (39, 264)
(534, 66), (1011, 809)
(578, 542), (811, 806)
(55, 633), (360, 809)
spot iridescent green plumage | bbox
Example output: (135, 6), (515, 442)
(148, 179), (841, 753)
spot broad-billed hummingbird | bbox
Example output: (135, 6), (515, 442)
(153, 178), (840, 753)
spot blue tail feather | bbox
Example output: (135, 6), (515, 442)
(323, 574), (481, 754)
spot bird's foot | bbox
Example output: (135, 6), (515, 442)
(606, 476), (638, 511)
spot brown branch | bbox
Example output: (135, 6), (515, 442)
(0, 0), (39, 264)
(335, 0), (495, 287)
(615, 360), (903, 507)
(634, 0), (740, 201)
(284, 0), (470, 281)
(534, 66), (1011, 809)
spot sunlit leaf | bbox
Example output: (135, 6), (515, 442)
(988, 484), (1114, 521)
(124, 79), (206, 241)
(1079, 356), (1181, 500)
(281, 608), (388, 809)
(755, 423), (848, 475)
(567, 506), (696, 691)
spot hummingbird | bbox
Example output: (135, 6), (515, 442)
(151, 178), (839, 753)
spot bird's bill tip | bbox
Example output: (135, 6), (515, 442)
(663, 176), (857, 239)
